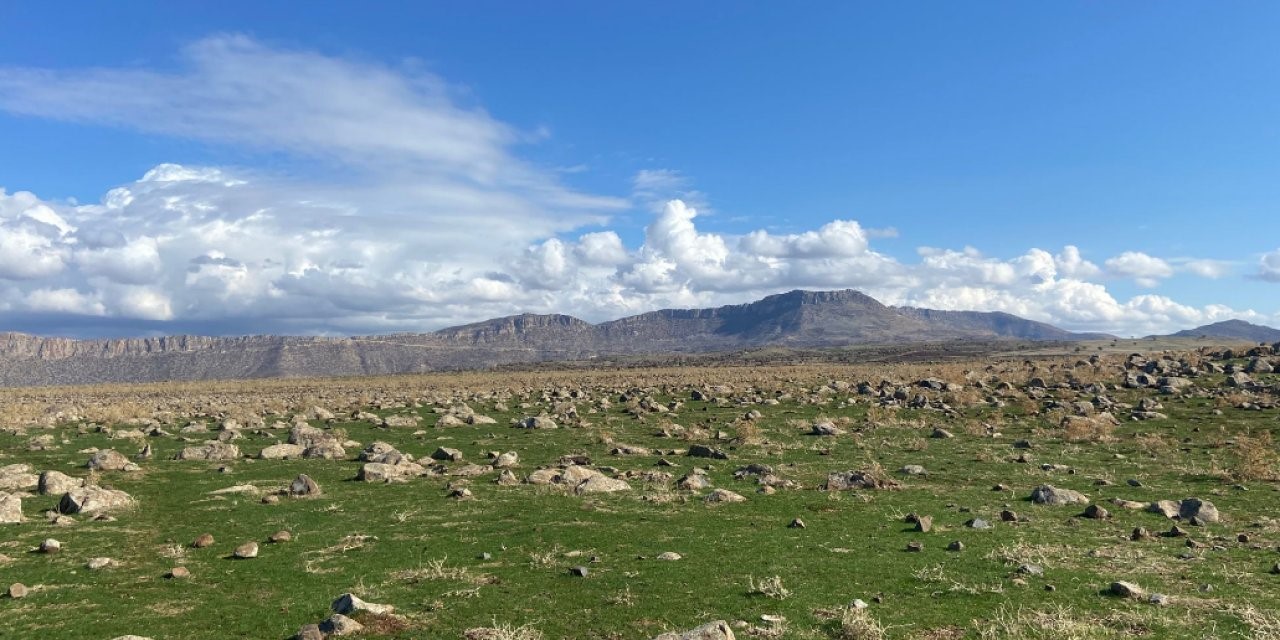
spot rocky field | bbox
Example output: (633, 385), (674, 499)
(2, 344), (1280, 639)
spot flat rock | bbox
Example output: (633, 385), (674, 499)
(1029, 485), (1089, 506)
(258, 443), (306, 460)
(331, 592), (394, 616)
(177, 442), (241, 461)
(0, 493), (22, 524)
(650, 620), (736, 640)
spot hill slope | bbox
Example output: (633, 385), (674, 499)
(0, 289), (1106, 386)
(1159, 319), (1280, 342)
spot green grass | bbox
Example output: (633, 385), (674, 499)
(1, 368), (1279, 639)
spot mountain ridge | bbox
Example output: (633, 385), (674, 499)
(0, 289), (1112, 386)
(1153, 319), (1280, 342)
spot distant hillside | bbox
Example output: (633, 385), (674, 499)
(0, 289), (1107, 386)
(1158, 319), (1280, 342)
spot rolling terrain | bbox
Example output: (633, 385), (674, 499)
(0, 289), (1114, 386)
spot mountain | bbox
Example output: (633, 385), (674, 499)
(1158, 319), (1280, 342)
(0, 289), (1107, 386)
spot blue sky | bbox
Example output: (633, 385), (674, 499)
(0, 2), (1278, 337)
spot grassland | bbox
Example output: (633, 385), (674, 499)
(1, 349), (1278, 639)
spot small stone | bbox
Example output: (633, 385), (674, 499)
(656, 552), (682, 561)
(906, 541), (924, 552)
(788, 518), (806, 529)
(261, 495), (280, 505)
(478, 552), (492, 560)
(8, 583), (28, 599)
(849, 598), (869, 609)
(947, 541), (965, 552)
(192, 533), (215, 548)
(569, 565), (589, 577)
(269, 530), (292, 543)
(233, 541), (258, 559)
(1044, 584), (1056, 592)
(39, 538), (61, 554)
(86, 557), (113, 570)
(1131, 527), (1153, 541)
(1270, 562), (1280, 575)
(966, 518), (992, 530)
(166, 567), (191, 579)
(1148, 593), (1171, 606)
(1000, 510), (1018, 522)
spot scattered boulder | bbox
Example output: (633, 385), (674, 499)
(650, 620), (735, 640)
(192, 533), (215, 548)
(38, 471), (83, 495)
(331, 593), (394, 616)
(688, 445), (728, 460)
(809, 422), (843, 436)
(1029, 485), (1089, 506)
(177, 442), (241, 461)
(575, 475), (632, 495)
(358, 462), (425, 483)
(87, 449), (132, 471)
(516, 416), (558, 429)
(58, 486), (134, 515)
(0, 464), (38, 492)
(258, 443), (306, 460)
(704, 489), (746, 504)
(1179, 498), (1220, 523)
(232, 541), (258, 559)
(319, 614), (364, 636)
(824, 470), (900, 491)
(0, 493), (22, 524)
(289, 474), (321, 497)
(1109, 581), (1145, 599)
(8, 583), (28, 599)
(431, 447), (464, 462)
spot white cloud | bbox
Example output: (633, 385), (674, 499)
(1257, 249), (1280, 282)
(0, 36), (1268, 339)
(1104, 251), (1174, 287)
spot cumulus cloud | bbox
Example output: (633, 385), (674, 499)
(1104, 251), (1175, 287)
(0, 35), (1268, 338)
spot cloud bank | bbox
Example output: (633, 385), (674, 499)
(0, 35), (1273, 338)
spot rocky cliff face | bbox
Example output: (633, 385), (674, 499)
(0, 289), (1105, 386)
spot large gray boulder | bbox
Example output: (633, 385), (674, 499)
(1179, 498), (1220, 523)
(0, 464), (38, 492)
(1030, 485), (1089, 506)
(0, 493), (22, 523)
(357, 462), (425, 483)
(87, 449), (132, 471)
(58, 486), (135, 515)
(38, 470), (83, 495)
